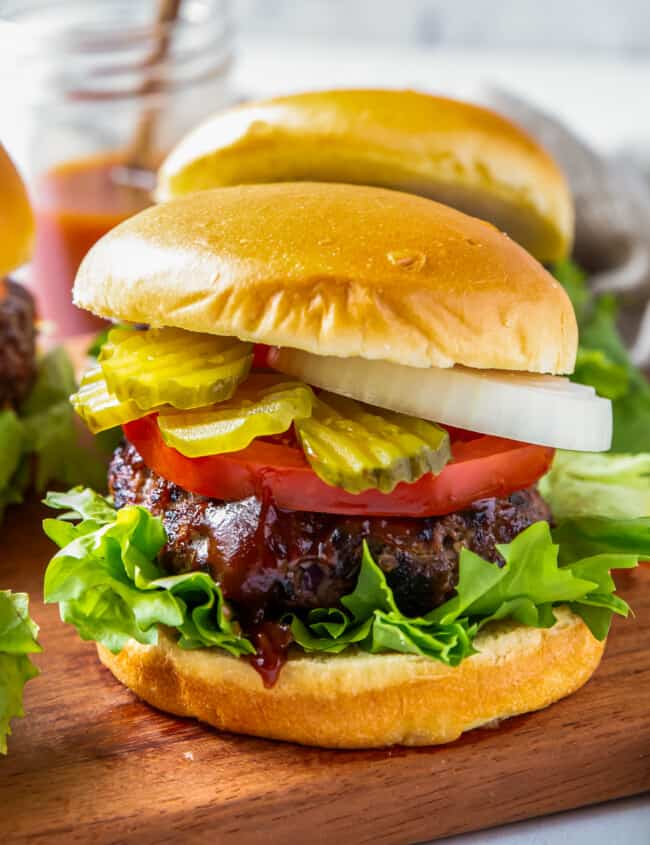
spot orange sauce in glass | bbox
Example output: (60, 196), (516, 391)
(30, 151), (153, 337)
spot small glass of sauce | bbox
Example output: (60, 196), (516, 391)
(0, 0), (233, 337)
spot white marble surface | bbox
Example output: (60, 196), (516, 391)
(234, 36), (650, 844)
(439, 795), (650, 845)
(233, 37), (650, 158)
(235, 0), (650, 53)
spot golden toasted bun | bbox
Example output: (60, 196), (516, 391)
(0, 144), (34, 278)
(74, 183), (577, 374)
(97, 608), (604, 749)
(157, 89), (574, 262)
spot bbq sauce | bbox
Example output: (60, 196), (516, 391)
(247, 621), (293, 688)
(30, 152), (153, 336)
(150, 475), (296, 687)
(217, 486), (294, 687)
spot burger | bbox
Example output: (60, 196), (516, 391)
(156, 88), (574, 263)
(42, 179), (642, 749)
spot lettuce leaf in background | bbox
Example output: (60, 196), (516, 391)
(553, 515), (650, 561)
(0, 463), (30, 522)
(573, 348), (630, 401)
(86, 327), (112, 360)
(551, 257), (591, 323)
(0, 591), (41, 754)
(540, 451), (650, 520)
(20, 347), (107, 491)
(43, 488), (641, 671)
(86, 323), (133, 360)
(545, 261), (650, 534)
(0, 411), (26, 521)
(0, 347), (112, 521)
(20, 345), (76, 418)
(0, 410), (24, 491)
(551, 259), (650, 453)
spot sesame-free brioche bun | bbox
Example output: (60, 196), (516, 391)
(157, 89), (574, 263)
(73, 182), (577, 374)
(97, 607), (604, 749)
(0, 143), (34, 278)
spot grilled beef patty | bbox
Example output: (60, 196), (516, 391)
(109, 441), (551, 619)
(0, 279), (36, 408)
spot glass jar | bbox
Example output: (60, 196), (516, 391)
(0, 0), (233, 336)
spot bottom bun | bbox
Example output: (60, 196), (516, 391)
(97, 607), (604, 749)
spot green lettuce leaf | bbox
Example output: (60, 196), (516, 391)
(573, 348), (630, 401)
(21, 347), (108, 491)
(540, 451), (650, 521)
(0, 411), (27, 521)
(289, 520), (638, 662)
(286, 543), (474, 664)
(43, 489), (641, 672)
(550, 258), (590, 322)
(0, 348), (117, 522)
(24, 349), (80, 489)
(459, 523), (596, 616)
(0, 591), (41, 754)
(20, 345), (76, 416)
(580, 295), (650, 453)
(551, 260), (650, 453)
(553, 515), (650, 561)
(86, 327), (112, 360)
(0, 352), (79, 519)
(0, 411), (24, 491)
(43, 488), (254, 657)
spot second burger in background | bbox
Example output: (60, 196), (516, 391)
(157, 88), (574, 263)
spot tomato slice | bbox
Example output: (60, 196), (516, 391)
(123, 415), (554, 517)
(252, 343), (272, 369)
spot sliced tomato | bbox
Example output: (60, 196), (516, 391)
(123, 415), (554, 517)
(252, 344), (272, 369)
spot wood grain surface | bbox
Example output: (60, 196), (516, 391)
(1, 499), (649, 845)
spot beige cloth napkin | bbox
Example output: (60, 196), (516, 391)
(476, 87), (650, 365)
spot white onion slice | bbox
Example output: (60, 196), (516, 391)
(270, 350), (612, 452)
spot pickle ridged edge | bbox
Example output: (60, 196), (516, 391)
(71, 365), (148, 434)
(99, 327), (254, 411)
(296, 392), (451, 494)
(157, 374), (315, 457)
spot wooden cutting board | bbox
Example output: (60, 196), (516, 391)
(1, 499), (649, 845)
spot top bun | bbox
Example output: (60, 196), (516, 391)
(157, 89), (574, 263)
(74, 182), (577, 374)
(0, 144), (34, 278)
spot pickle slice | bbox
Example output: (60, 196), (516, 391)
(157, 374), (314, 457)
(99, 327), (253, 411)
(71, 365), (146, 434)
(296, 392), (451, 494)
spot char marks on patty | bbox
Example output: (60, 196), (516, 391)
(109, 441), (551, 620)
